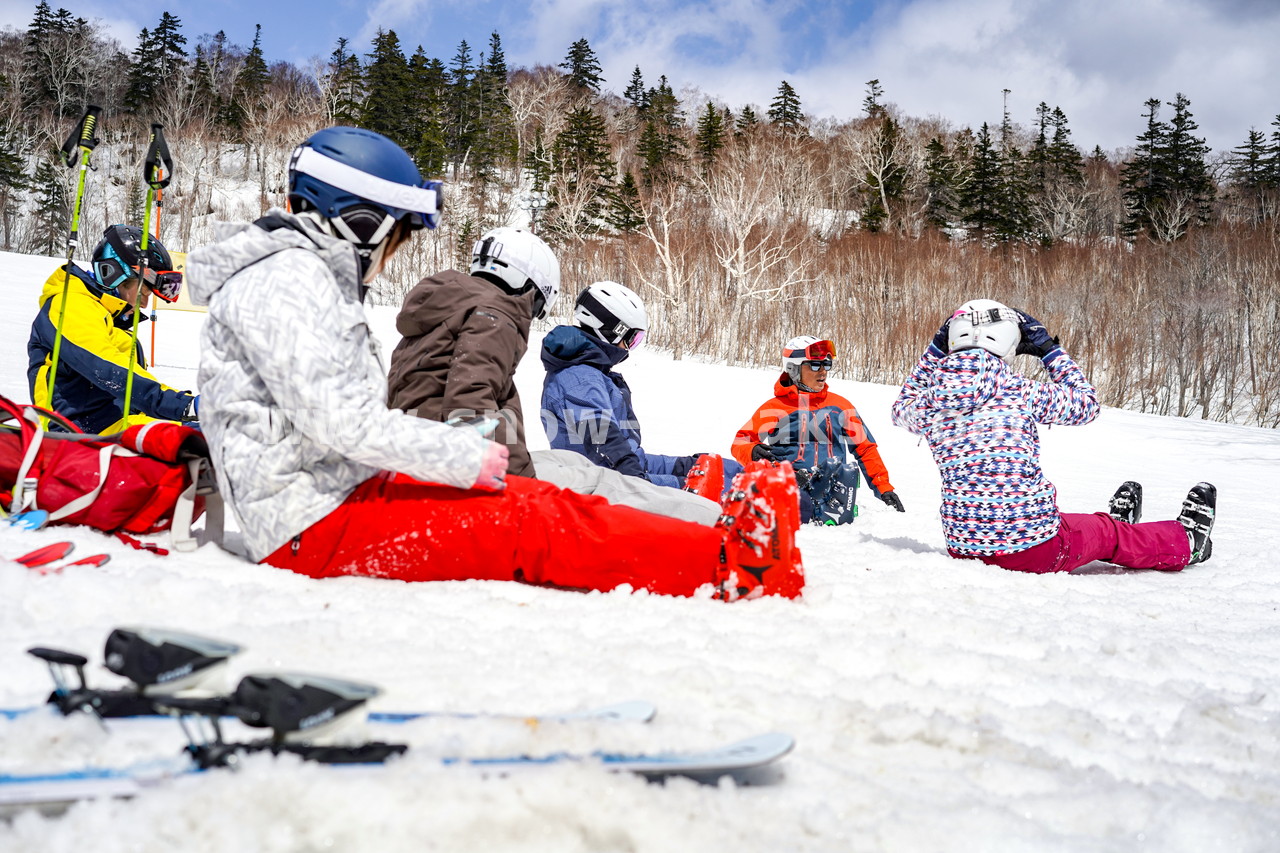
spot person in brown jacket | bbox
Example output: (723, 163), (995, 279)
(387, 229), (545, 477)
(388, 227), (720, 524)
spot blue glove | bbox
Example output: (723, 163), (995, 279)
(1016, 312), (1060, 359)
(929, 319), (951, 357)
(183, 394), (200, 422)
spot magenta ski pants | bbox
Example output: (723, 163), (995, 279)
(963, 512), (1191, 574)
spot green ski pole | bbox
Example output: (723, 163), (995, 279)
(45, 105), (102, 409)
(121, 123), (173, 429)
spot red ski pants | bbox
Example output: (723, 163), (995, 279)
(262, 472), (722, 596)
(960, 512), (1191, 574)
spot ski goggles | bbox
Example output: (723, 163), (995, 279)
(618, 327), (645, 350)
(137, 267), (183, 303)
(784, 339), (837, 360)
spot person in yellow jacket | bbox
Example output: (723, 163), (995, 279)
(27, 224), (197, 434)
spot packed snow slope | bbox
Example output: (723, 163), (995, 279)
(1, 250), (1278, 852)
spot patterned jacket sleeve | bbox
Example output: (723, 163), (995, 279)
(891, 345), (944, 436)
(1021, 350), (1100, 426)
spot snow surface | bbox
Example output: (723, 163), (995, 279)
(1, 249), (1279, 852)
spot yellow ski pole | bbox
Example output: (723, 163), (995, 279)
(46, 105), (101, 407)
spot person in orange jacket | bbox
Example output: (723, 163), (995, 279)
(732, 336), (905, 524)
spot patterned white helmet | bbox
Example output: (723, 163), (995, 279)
(574, 281), (648, 349)
(471, 227), (560, 319)
(948, 299), (1021, 363)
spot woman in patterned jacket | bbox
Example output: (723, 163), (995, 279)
(891, 299), (1216, 574)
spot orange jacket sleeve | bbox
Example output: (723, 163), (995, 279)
(731, 397), (788, 466)
(843, 402), (894, 495)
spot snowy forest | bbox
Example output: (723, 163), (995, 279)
(2, 3), (1279, 426)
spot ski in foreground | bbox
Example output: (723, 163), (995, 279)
(0, 732), (795, 815)
(7, 626), (656, 725)
(2, 627), (794, 814)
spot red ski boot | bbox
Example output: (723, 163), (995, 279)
(714, 463), (804, 601)
(683, 453), (725, 500)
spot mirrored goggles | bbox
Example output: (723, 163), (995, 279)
(136, 267), (183, 303)
(619, 327), (646, 350)
(803, 358), (833, 370)
(804, 339), (836, 359)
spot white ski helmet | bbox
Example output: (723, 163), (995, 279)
(948, 299), (1021, 363)
(781, 335), (836, 386)
(574, 281), (648, 349)
(470, 227), (560, 319)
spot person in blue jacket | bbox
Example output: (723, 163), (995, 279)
(540, 281), (742, 491)
(28, 224), (197, 433)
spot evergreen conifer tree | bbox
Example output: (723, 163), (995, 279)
(552, 105), (615, 230)
(0, 127), (28, 251)
(736, 105), (758, 136)
(409, 50), (449, 177)
(1267, 115), (1280, 187)
(960, 123), (1002, 241)
(446, 40), (475, 178)
(1163, 92), (1215, 226)
(624, 66), (647, 110)
(1229, 128), (1273, 224)
(861, 114), (906, 233)
(30, 156), (66, 256)
(768, 80), (803, 133)
(922, 136), (964, 233)
(324, 37), (363, 126)
(694, 101), (725, 170)
(361, 30), (414, 149)
(225, 24), (269, 129)
(638, 76), (686, 184)
(471, 31), (516, 180)
(608, 170), (645, 232)
(1120, 93), (1214, 240)
(559, 38), (603, 92)
(862, 79), (886, 119)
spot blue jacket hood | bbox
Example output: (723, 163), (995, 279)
(540, 324), (629, 373)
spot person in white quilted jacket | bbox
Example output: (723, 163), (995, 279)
(185, 126), (804, 601)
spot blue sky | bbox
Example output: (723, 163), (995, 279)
(1, 0), (1278, 154)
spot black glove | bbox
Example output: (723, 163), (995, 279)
(751, 443), (780, 462)
(929, 318), (951, 355)
(1016, 312), (1060, 359)
(880, 491), (905, 512)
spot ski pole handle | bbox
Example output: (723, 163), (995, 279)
(144, 123), (173, 190)
(58, 105), (101, 169)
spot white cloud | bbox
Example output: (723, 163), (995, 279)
(518, 0), (1280, 153)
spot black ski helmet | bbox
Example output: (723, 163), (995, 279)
(91, 224), (173, 291)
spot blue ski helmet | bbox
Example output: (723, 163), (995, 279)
(289, 126), (442, 230)
(92, 224), (174, 292)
